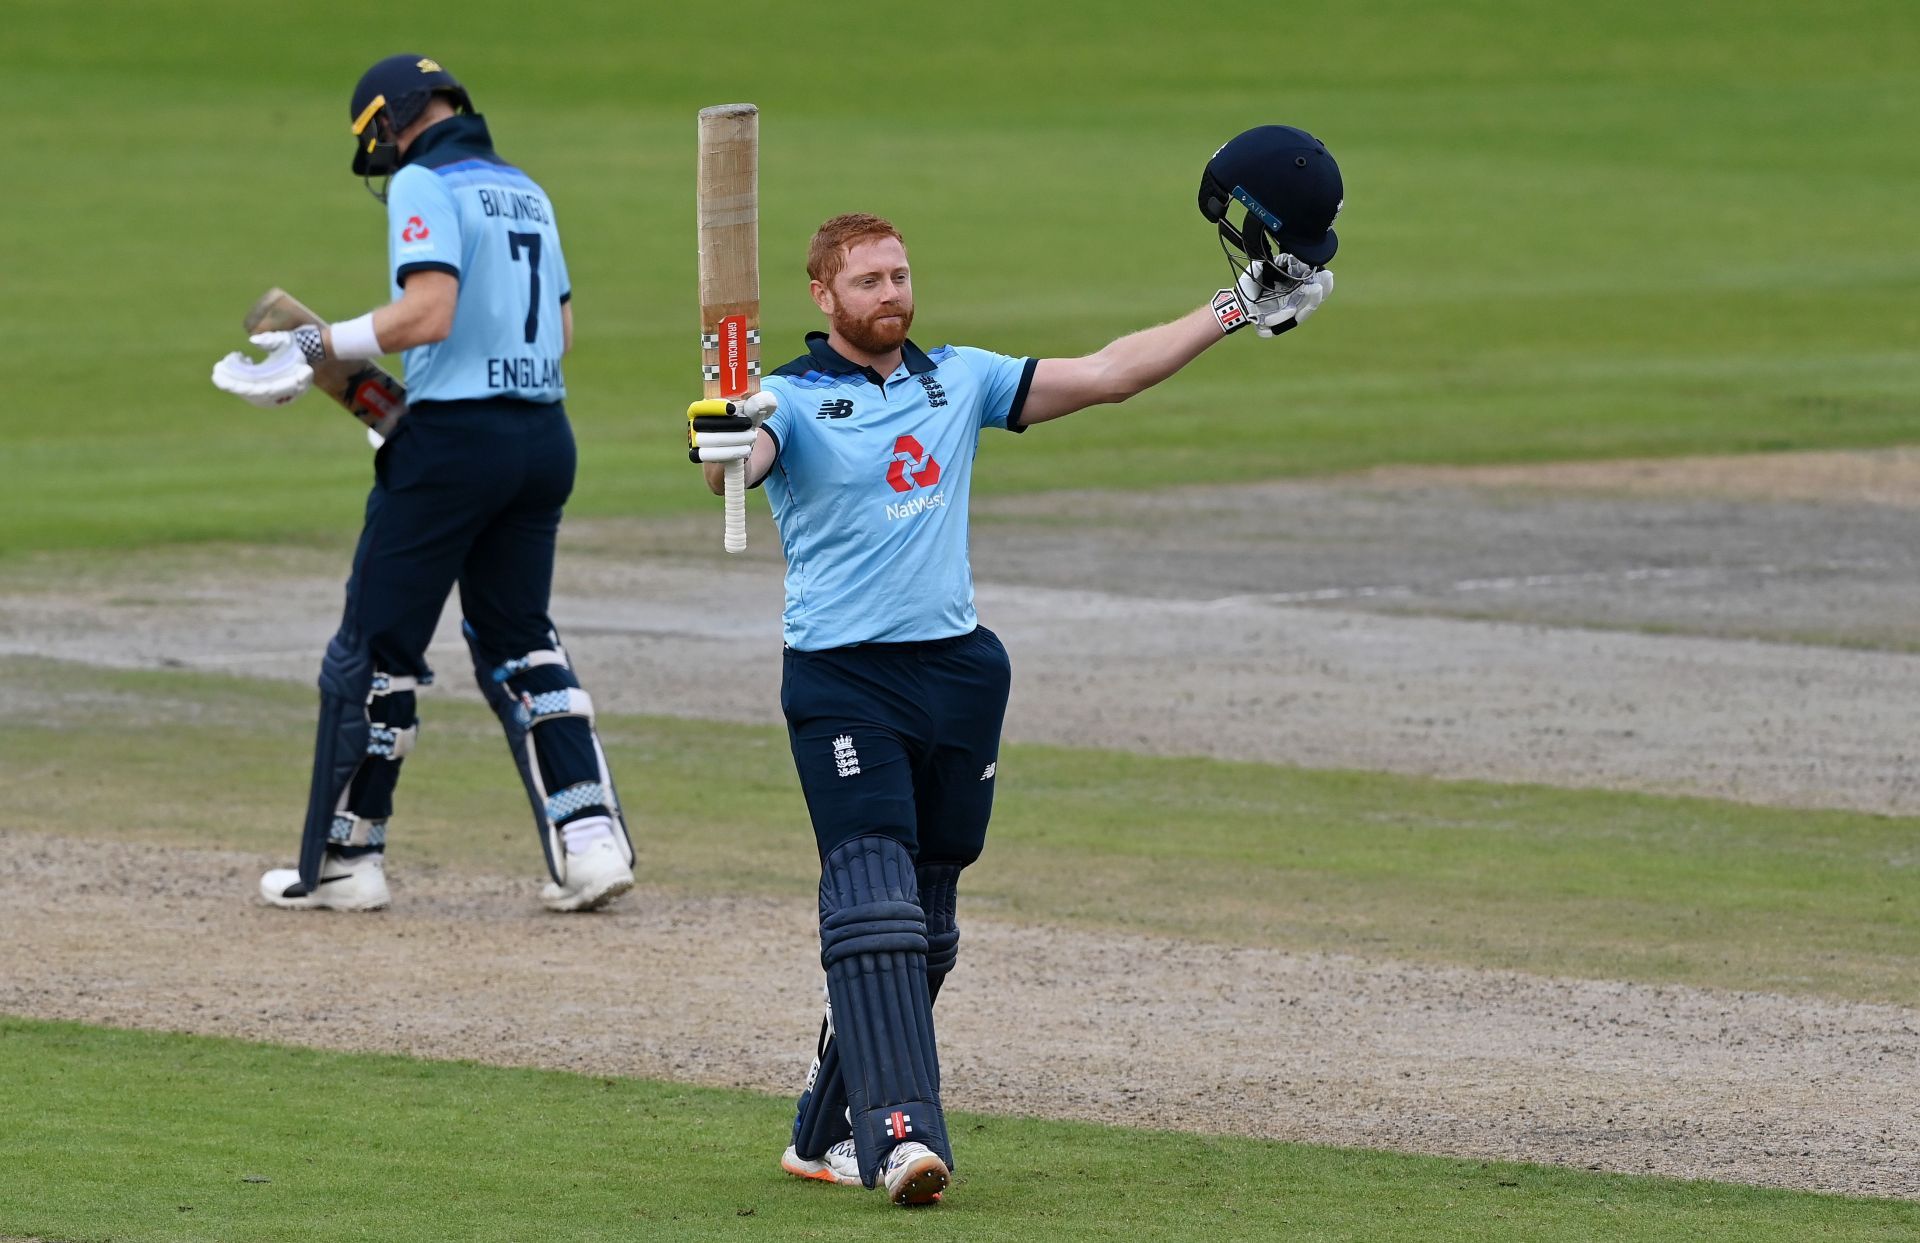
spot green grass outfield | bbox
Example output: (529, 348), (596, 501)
(4, 659), (1913, 1005)
(4, 1), (1918, 554)
(2, 1020), (1914, 1243)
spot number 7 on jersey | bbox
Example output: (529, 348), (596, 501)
(695, 103), (762, 554)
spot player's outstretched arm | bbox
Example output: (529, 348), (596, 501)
(1018, 264), (1334, 427)
(1018, 304), (1223, 426)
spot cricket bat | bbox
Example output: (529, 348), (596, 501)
(244, 288), (407, 444)
(695, 103), (761, 554)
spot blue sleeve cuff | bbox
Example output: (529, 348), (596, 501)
(396, 260), (459, 284)
(749, 425), (781, 489)
(1005, 357), (1038, 432)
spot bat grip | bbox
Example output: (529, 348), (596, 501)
(723, 458), (747, 553)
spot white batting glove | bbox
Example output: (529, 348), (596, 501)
(211, 331), (316, 408)
(687, 391), (776, 463)
(1220, 263), (1335, 338)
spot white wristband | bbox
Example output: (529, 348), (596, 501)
(329, 312), (383, 360)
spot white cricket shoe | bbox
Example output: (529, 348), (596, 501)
(882, 1141), (948, 1207)
(540, 839), (634, 912)
(780, 1139), (862, 1187)
(259, 852), (390, 911)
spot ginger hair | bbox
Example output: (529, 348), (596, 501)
(806, 213), (907, 285)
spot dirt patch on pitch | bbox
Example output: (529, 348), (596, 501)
(1361, 447), (1920, 508)
(1, 833), (1913, 1199)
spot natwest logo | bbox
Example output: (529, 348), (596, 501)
(885, 435), (941, 493)
(401, 215), (430, 242)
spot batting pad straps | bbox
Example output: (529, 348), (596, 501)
(370, 671), (425, 696)
(546, 780), (609, 825)
(524, 687), (594, 725)
(366, 668), (420, 760)
(366, 723), (417, 759)
(329, 812), (388, 848)
(491, 649), (569, 682)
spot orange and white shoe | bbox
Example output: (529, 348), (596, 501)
(781, 1139), (861, 1187)
(882, 1141), (948, 1207)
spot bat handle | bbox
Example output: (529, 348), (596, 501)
(723, 458), (747, 553)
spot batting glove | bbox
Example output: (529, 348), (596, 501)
(1217, 262), (1335, 338)
(211, 331), (316, 408)
(687, 391), (776, 463)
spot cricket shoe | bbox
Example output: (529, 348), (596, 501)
(882, 1141), (948, 1207)
(540, 839), (634, 912)
(780, 1139), (862, 1187)
(259, 852), (390, 911)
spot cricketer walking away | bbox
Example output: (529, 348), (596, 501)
(210, 54), (637, 914)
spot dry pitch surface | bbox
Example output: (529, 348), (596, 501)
(2, 450), (1916, 1198)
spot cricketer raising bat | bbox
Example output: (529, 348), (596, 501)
(244, 287), (407, 445)
(694, 103), (762, 554)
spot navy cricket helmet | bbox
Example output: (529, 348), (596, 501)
(349, 53), (473, 179)
(1199, 125), (1342, 280)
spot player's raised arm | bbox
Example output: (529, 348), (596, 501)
(1018, 125), (1342, 427)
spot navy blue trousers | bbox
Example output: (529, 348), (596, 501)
(780, 627), (1012, 865)
(343, 398), (576, 677)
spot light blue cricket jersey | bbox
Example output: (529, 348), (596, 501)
(383, 115), (570, 404)
(758, 333), (1037, 651)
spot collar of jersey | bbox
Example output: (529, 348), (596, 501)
(402, 113), (504, 171)
(800, 331), (936, 387)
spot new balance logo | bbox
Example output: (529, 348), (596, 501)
(816, 398), (854, 420)
(832, 734), (861, 778)
(980, 762), (996, 781)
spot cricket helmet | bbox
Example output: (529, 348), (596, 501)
(349, 53), (473, 178)
(1199, 125), (1342, 283)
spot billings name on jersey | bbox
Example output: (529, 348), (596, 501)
(477, 187), (551, 224)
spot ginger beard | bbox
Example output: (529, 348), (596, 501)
(827, 288), (914, 355)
